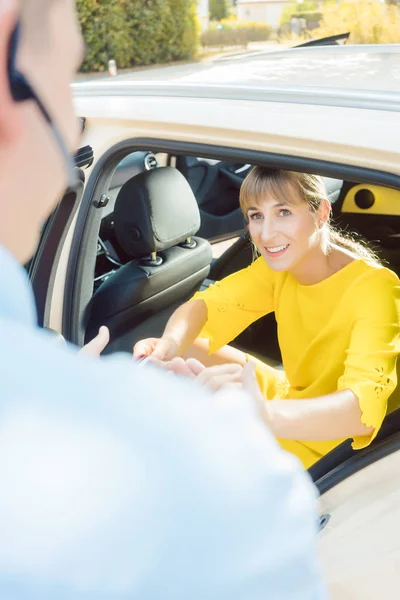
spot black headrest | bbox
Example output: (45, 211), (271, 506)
(114, 167), (201, 258)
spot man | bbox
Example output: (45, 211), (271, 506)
(0, 1), (326, 598)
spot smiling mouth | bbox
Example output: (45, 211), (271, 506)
(264, 244), (289, 257)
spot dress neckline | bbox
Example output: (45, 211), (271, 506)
(294, 258), (366, 289)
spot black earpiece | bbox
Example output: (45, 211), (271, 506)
(7, 22), (31, 103)
(7, 22), (51, 122)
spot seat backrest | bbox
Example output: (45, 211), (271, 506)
(85, 167), (212, 352)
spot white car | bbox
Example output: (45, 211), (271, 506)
(32, 44), (400, 599)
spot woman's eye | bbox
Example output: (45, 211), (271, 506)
(279, 209), (292, 217)
(248, 212), (263, 220)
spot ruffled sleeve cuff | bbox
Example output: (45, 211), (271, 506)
(338, 374), (396, 450)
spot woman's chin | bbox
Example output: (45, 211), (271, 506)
(262, 254), (291, 272)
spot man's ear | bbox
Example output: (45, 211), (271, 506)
(0, 0), (21, 142)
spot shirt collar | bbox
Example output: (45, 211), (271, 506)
(0, 245), (37, 327)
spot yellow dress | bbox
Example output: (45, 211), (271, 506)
(192, 257), (400, 468)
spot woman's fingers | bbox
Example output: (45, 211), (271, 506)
(79, 326), (110, 357)
(151, 338), (177, 361)
(165, 357), (196, 378)
(196, 363), (243, 391)
(185, 358), (206, 376)
(133, 338), (158, 359)
(133, 338), (177, 361)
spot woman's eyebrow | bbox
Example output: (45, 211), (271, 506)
(247, 202), (287, 211)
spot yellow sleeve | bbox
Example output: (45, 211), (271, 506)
(191, 257), (275, 353)
(337, 270), (400, 449)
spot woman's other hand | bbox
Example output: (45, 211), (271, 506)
(133, 337), (178, 361)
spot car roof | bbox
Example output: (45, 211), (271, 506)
(73, 45), (400, 113)
(191, 45), (400, 93)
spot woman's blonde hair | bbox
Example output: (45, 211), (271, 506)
(240, 166), (380, 263)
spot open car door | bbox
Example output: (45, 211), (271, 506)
(310, 407), (400, 597)
(28, 147), (92, 328)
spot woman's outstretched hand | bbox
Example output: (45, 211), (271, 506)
(143, 354), (271, 425)
(162, 358), (244, 391)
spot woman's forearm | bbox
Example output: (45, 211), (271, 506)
(162, 299), (208, 355)
(267, 389), (374, 440)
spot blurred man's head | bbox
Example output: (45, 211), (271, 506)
(0, 0), (84, 263)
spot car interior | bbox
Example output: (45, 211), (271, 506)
(66, 146), (400, 485)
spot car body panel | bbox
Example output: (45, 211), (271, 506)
(73, 95), (400, 177)
(73, 81), (400, 113)
(319, 447), (400, 598)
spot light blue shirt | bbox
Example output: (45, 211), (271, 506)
(0, 245), (326, 599)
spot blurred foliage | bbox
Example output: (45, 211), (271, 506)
(77, 0), (199, 72)
(280, 0), (321, 26)
(201, 18), (273, 48)
(313, 1), (400, 44)
(209, 0), (230, 21)
(166, 0), (199, 61)
(77, 0), (132, 72)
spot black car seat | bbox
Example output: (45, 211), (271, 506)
(85, 167), (213, 353)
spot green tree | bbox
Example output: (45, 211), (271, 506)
(124, 0), (169, 66)
(209, 0), (229, 21)
(77, 0), (199, 72)
(77, 0), (132, 72)
(165, 0), (199, 61)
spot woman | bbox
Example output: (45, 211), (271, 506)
(134, 167), (400, 468)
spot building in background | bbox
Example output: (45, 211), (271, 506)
(237, 0), (291, 29)
(197, 0), (210, 30)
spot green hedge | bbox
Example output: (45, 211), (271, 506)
(77, 0), (199, 73)
(201, 20), (273, 49)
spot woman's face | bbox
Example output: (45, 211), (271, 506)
(247, 187), (323, 274)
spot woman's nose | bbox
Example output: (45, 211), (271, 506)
(260, 219), (276, 243)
